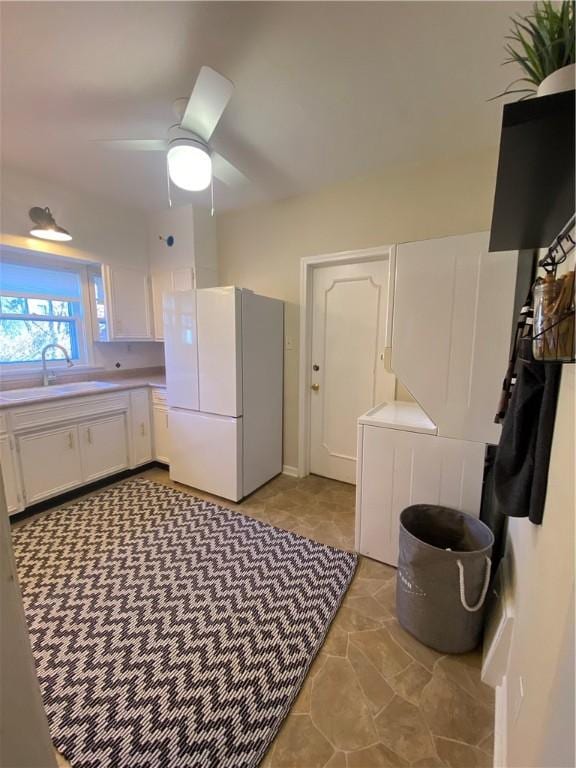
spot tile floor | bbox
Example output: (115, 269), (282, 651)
(19, 468), (495, 768)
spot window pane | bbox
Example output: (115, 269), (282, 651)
(51, 300), (73, 317)
(0, 296), (27, 314)
(0, 319), (79, 363)
(28, 298), (51, 316)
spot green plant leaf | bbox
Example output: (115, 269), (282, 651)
(493, 0), (575, 100)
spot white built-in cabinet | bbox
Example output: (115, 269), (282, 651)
(0, 431), (23, 514)
(101, 265), (154, 341)
(129, 389), (153, 466)
(356, 422), (485, 566)
(148, 205), (219, 340)
(1, 387), (157, 514)
(87, 206), (217, 344)
(391, 232), (518, 445)
(151, 268), (194, 340)
(355, 232), (518, 567)
(151, 388), (170, 464)
(18, 425), (85, 505)
(79, 416), (129, 483)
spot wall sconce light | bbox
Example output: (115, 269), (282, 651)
(29, 207), (72, 242)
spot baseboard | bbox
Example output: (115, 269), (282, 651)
(494, 677), (507, 768)
(282, 465), (299, 478)
(9, 462), (160, 523)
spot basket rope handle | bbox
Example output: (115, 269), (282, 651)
(456, 556), (491, 612)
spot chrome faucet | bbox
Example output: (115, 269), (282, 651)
(41, 343), (73, 386)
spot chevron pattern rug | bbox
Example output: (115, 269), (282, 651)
(12, 478), (357, 768)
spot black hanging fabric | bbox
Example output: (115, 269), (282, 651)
(493, 338), (562, 525)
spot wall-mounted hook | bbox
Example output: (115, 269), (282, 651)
(159, 235), (175, 247)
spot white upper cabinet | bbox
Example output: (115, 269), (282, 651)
(391, 232), (518, 445)
(151, 268), (193, 340)
(148, 205), (218, 338)
(101, 265), (153, 341)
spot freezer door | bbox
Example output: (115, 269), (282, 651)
(164, 291), (199, 411)
(197, 287), (242, 417)
(168, 409), (242, 501)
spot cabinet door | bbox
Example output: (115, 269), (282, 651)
(357, 425), (485, 566)
(151, 269), (194, 340)
(0, 434), (23, 514)
(130, 389), (152, 466)
(152, 406), (170, 464)
(104, 265), (153, 340)
(79, 415), (129, 482)
(18, 426), (83, 505)
(151, 271), (173, 341)
(392, 233), (517, 444)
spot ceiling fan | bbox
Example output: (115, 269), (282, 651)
(98, 66), (246, 193)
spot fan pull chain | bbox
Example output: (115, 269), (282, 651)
(166, 155), (173, 208)
(210, 175), (215, 217)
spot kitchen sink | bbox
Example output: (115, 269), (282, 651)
(0, 381), (119, 401)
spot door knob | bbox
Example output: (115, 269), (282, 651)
(311, 383), (320, 391)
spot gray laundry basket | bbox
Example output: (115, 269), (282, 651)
(396, 505), (494, 654)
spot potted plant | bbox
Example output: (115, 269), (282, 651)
(494, 0), (575, 99)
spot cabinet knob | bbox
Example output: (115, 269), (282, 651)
(311, 383), (320, 392)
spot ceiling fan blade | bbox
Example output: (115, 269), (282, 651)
(180, 66), (234, 142)
(211, 152), (248, 187)
(95, 139), (167, 151)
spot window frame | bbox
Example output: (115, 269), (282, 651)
(0, 253), (95, 373)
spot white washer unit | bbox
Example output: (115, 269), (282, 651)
(355, 232), (518, 566)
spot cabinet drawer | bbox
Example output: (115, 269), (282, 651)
(151, 388), (168, 406)
(11, 393), (130, 433)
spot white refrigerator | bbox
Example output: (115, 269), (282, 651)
(164, 286), (284, 501)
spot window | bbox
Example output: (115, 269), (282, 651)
(0, 259), (89, 366)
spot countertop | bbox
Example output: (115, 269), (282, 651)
(358, 400), (437, 434)
(0, 374), (166, 410)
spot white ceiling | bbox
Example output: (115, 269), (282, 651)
(1, 1), (531, 212)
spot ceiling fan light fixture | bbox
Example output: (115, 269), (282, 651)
(28, 206), (72, 242)
(167, 138), (212, 192)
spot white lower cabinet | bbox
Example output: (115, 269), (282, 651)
(129, 389), (153, 466)
(152, 407), (170, 464)
(151, 387), (170, 464)
(18, 425), (83, 505)
(79, 415), (129, 482)
(0, 433), (24, 514)
(356, 424), (486, 566)
(4, 387), (161, 514)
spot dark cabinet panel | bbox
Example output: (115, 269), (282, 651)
(489, 90), (575, 252)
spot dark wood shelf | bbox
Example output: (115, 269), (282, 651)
(489, 89), (575, 252)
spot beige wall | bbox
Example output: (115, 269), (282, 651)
(501, 356), (575, 767)
(218, 148), (499, 468)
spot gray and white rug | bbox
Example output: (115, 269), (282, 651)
(12, 478), (357, 768)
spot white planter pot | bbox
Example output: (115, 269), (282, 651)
(537, 63), (576, 97)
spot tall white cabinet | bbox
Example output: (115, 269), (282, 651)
(355, 232), (518, 566)
(148, 205), (219, 340)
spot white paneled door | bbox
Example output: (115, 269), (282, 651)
(309, 259), (396, 483)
